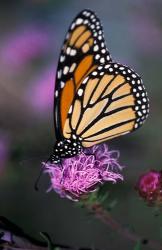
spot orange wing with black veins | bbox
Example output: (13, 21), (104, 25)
(54, 9), (111, 140)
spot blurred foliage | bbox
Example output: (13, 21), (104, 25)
(134, 241), (141, 250)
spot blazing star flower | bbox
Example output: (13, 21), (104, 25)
(43, 144), (123, 201)
(136, 170), (162, 205)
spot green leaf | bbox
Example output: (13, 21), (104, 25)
(108, 199), (118, 209)
(98, 192), (110, 204)
(103, 198), (118, 211)
(87, 191), (98, 204)
(76, 200), (84, 208)
(133, 241), (141, 250)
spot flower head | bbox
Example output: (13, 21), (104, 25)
(44, 144), (123, 201)
(136, 170), (162, 205)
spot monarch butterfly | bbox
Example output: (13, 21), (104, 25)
(49, 9), (149, 164)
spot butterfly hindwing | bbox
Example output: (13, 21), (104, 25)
(54, 9), (111, 140)
(63, 62), (149, 147)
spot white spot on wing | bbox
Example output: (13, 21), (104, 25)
(66, 47), (71, 55)
(69, 106), (72, 114)
(78, 89), (83, 96)
(60, 55), (65, 62)
(69, 63), (76, 73)
(63, 66), (69, 75)
(55, 90), (58, 97)
(95, 54), (100, 60)
(92, 71), (97, 76)
(100, 57), (105, 63)
(132, 74), (137, 78)
(61, 81), (65, 88)
(57, 70), (62, 79)
(93, 45), (99, 51)
(71, 23), (75, 30)
(83, 77), (89, 84)
(70, 49), (76, 56)
(76, 18), (83, 25)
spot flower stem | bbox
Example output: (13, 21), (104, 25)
(82, 200), (162, 250)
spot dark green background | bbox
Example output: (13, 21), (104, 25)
(0, 1), (162, 249)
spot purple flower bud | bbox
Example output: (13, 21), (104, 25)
(43, 144), (123, 201)
(136, 170), (162, 204)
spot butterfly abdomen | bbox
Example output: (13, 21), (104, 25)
(50, 137), (83, 163)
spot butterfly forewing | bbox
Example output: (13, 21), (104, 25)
(54, 9), (111, 140)
(63, 63), (149, 147)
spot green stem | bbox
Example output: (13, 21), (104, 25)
(83, 200), (162, 250)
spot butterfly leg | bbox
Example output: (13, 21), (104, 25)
(34, 160), (50, 191)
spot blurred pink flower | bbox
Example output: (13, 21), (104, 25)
(0, 25), (50, 69)
(0, 134), (10, 173)
(130, 14), (162, 55)
(44, 144), (123, 201)
(136, 170), (162, 205)
(25, 66), (56, 114)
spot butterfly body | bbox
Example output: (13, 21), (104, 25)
(48, 9), (149, 164)
(50, 137), (83, 163)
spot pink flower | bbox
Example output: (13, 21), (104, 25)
(136, 170), (162, 204)
(0, 25), (50, 70)
(43, 144), (123, 201)
(25, 66), (56, 114)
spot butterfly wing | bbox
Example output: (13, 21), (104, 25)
(62, 62), (149, 146)
(54, 9), (111, 140)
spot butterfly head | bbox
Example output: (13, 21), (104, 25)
(48, 136), (83, 164)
